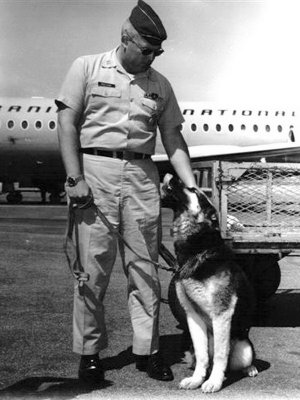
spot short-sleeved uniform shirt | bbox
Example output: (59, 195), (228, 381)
(56, 48), (184, 155)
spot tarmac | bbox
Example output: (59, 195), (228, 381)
(0, 194), (300, 399)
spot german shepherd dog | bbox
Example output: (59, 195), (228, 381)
(162, 174), (258, 393)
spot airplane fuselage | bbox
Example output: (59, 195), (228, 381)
(0, 97), (298, 200)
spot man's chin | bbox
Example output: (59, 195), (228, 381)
(136, 64), (151, 73)
(125, 63), (151, 75)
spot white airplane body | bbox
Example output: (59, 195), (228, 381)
(0, 97), (299, 202)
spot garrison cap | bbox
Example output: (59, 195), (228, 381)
(129, 0), (167, 45)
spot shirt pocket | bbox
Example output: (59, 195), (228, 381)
(141, 98), (163, 128)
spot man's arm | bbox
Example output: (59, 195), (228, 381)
(160, 125), (197, 188)
(57, 106), (91, 202)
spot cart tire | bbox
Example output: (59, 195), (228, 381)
(236, 254), (281, 302)
(254, 255), (281, 301)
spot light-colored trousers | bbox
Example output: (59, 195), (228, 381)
(73, 154), (161, 356)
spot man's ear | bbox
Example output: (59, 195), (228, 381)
(121, 35), (129, 51)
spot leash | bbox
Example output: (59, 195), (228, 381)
(64, 200), (176, 286)
(63, 202), (91, 287)
(159, 243), (177, 272)
(93, 203), (161, 269)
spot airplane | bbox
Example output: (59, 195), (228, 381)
(0, 96), (299, 203)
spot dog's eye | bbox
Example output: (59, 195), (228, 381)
(186, 187), (198, 193)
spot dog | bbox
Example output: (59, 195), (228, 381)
(162, 173), (258, 393)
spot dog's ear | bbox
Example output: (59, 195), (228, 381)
(190, 190), (220, 227)
(161, 173), (174, 199)
(162, 173), (174, 188)
(162, 173), (183, 197)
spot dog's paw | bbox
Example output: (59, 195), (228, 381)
(243, 364), (258, 377)
(201, 377), (223, 393)
(179, 376), (204, 390)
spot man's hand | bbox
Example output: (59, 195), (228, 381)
(65, 180), (93, 209)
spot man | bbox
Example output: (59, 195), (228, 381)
(56, 0), (197, 385)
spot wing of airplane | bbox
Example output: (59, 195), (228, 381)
(152, 142), (300, 179)
(153, 142), (300, 163)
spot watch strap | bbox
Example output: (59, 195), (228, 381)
(66, 175), (84, 187)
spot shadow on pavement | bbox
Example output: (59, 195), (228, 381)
(256, 290), (300, 327)
(0, 336), (184, 399)
(0, 334), (271, 397)
(101, 346), (135, 370)
(223, 359), (271, 389)
(0, 376), (112, 399)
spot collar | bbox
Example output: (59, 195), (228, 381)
(101, 48), (118, 69)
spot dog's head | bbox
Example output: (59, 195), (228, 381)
(162, 174), (221, 260)
(162, 173), (219, 229)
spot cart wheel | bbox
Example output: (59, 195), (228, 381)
(168, 275), (188, 331)
(6, 191), (23, 204)
(236, 254), (281, 302)
(254, 254), (281, 301)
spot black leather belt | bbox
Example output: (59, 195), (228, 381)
(80, 148), (151, 160)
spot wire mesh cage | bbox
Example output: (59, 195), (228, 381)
(214, 162), (300, 243)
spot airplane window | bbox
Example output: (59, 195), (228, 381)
(7, 120), (14, 129)
(216, 124), (221, 132)
(241, 124), (246, 130)
(191, 123), (197, 132)
(289, 128), (295, 142)
(203, 124), (209, 132)
(253, 124), (258, 132)
(35, 120), (42, 129)
(21, 120), (29, 129)
(228, 124), (234, 132)
(49, 120), (56, 130)
(278, 125), (282, 132)
(265, 125), (270, 132)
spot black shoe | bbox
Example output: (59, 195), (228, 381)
(78, 354), (104, 385)
(135, 355), (149, 372)
(135, 352), (174, 381)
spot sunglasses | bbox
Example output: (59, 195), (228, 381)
(126, 32), (164, 57)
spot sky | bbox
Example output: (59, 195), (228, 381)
(1, 0), (300, 106)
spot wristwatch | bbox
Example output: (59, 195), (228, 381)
(66, 175), (84, 187)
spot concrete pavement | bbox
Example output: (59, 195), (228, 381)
(0, 202), (300, 399)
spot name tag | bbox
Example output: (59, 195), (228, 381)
(98, 82), (115, 88)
